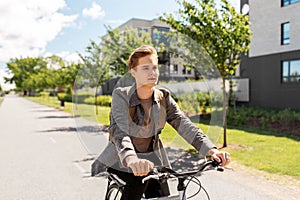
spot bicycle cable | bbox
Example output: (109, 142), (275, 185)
(183, 175), (210, 200)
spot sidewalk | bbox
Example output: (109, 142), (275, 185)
(0, 94), (107, 200)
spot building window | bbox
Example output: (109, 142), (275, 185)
(171, 64), (178, 74)
(282, 0), (300, 6)
(182, 66), (186, 75)
(281, 22), (290, 45)
(152, 26), (170, 46)
(174, 64), (178, 72)
(282, 60), (300, 83)
(137, 27), (148, 37)
(137, 27), (142, 37)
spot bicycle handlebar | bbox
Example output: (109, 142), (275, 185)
(142, 160), (223, 184)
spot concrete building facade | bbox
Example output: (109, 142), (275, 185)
(239, 0), (300, 109)
(117, 18), (195, 81)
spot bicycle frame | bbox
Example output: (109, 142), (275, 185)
(141, 177), (187, 200)
(106, 173), (200, 200)
(141, 194), (181, 200)
(105, 160), (223, 200)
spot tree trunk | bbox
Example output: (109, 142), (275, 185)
(222, 79), (228, 147)
(95, 84), (99, 115)
(223, 110), (227, 147)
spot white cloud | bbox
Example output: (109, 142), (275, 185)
(57, 51), (82, 64)
(0, 0), (78, 63)
(0, 68), (15, 91)
(228, 0), (240, 11)
(82, 2), (105, 20)
(44, 51), (82, 64)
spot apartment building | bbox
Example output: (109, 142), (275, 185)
(116, 18), (195, 81)
(239, 0), (300, 109)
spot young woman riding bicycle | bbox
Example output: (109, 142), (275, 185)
(92, 45), (230, 200)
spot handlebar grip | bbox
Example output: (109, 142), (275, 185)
(211, 160), (224, 172)
(142, 174), (159, 184)
(142, 173), (169, 183)
(211, 160), (222, 167)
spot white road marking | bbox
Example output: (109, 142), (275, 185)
(73, 162), (86, 173)
(49, 137), (57, 144)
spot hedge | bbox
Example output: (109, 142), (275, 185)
(84, 95), (112, 107)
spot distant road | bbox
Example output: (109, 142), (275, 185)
(0, 94), (299, 200)
(0, 94), (107, 200)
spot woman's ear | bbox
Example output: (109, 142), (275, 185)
(130, 68), (136, 78)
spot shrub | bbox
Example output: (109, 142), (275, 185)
(83, 97), (94, 105)
(57, 93), (67, 101)
(34, 93), (41, 97)
(278, 108), (296, 123)
(84, 95), (112, 107)
(65, 94), (73, 102)
(176, 92), (214, 115)
(177, 92), (199, 115)
(227, 106), (300, 134)
(72, 92), (94, 104)
(96, 95), (112, 106)
(227, 107), (248, 126)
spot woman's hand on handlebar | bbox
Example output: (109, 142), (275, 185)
(208, 148), (231, 167)
(125, 156), (154, 176)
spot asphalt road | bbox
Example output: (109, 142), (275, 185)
(0, 95), (299, 200)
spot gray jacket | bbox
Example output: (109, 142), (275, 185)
(91, 84), (216, 175)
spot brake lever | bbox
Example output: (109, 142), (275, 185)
(142, 173), (169, 184)
(217, 167), (224, 172)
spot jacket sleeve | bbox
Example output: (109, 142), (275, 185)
(109, 88), (137, 167)
(162, 89), (216, 156)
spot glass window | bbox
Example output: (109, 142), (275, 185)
(281, 22), (290, 45)
(282, 0), (300, 6)
(282, 0), (289, 6)
(152, 26), (170, 46)
(282, 60), (300, 83)
(171, 64), (178, 74)
(137, 27), (142, 37)
(174, 64), (178, 72)
(182, 66), (186, 75)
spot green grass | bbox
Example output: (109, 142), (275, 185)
(160, 123), (300, 179)
(226, 128), (300, 177)
(25, 96), (110, 125)
(26, 96), (300, 179)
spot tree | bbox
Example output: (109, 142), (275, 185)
(160, 0), (251, 147)
(5, 57), (47, 95)
(79, 40), (111, 89)
(41, 55), (82, 94)
(78, 40), (112, 114)
(5, 55), (80, 95)
(101, 26), (162, 76)
(56, 63), (82, 92)
(44, 55), (66, 93)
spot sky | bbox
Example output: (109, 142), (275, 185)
(0, 0), (239, 90)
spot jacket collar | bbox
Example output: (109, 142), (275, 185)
(128, 84), (161, 106)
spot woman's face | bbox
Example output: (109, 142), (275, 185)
(130, 54), (159, 88)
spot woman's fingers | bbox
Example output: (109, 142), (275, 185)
(129, 159), (154, 176)
(210, 151), (231, 167)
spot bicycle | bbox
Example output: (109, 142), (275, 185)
(105, 160), (224, 200)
